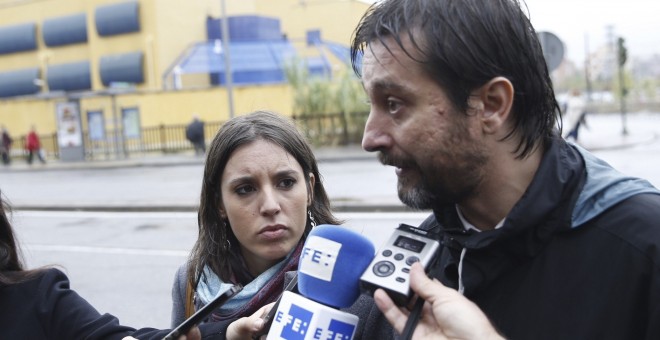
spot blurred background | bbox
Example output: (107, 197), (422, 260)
(0, 0), (658, 162)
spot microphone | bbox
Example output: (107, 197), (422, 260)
(266, 225), (375, 340)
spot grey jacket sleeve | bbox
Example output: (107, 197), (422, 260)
(171, 263), (189, 328)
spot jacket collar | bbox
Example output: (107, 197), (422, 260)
(434, 137), (584, 252)
(431, 137), (586, 294)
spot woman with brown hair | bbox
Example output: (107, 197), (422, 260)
(171, 111), (341, 337)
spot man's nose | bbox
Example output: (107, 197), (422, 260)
(362, 112), (390, 152)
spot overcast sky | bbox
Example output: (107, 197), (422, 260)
(363, 0), (660, 65)
(524, 0), (660, 65)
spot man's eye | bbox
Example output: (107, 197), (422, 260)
(236, 185), (255, 195)
(278, 178), (296, 189)
(387, 99), (402, 114)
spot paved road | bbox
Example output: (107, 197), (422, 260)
(15, 210), (430, 329)
(1, 112), (659, 211)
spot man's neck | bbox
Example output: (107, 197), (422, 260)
(458, 145), (543, 231)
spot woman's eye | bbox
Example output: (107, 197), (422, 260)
(235, 185), (255, 195)
(278, 178), (296, 189)
(387, 98), (402, 114)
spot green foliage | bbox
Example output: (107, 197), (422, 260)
(284, 59), (367, 116)
(283, 59), (369, 145)
(335, 69), (368, 115)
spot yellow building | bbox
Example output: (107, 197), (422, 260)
(0, 0), (370, 151)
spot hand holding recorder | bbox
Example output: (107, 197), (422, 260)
(374, 262), (504, 340)
(359, 224), (440, 306)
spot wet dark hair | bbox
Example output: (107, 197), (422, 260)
(188, 111), (341, 287)
(351, 0), (560, 158)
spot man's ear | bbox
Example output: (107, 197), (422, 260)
(474, 77), (514, 135)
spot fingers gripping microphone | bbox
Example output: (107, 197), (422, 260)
(267, 225), (375, 340)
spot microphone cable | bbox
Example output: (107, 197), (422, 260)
(400, 246), (444, 340)
(401, 294), (425, 340)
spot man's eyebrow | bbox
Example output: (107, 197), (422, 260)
(369, 80), (415, 96)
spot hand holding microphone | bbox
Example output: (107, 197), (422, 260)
(226, 303), (273, 340)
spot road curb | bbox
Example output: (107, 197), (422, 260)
(12, 202), (419, 213)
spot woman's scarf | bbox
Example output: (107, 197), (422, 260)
(196, 240), (303, 322)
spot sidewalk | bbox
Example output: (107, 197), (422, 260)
(1, 112), (657, 173)
(1, 112), (658, 213)
(0, 145), (376, 173)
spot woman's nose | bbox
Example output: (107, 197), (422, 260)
(259, 188), (281, 215)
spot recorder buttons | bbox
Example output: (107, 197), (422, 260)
(394, 253), (405, 261)
(406, 256), (420, 266)
(382, 249), (392, 257)
(373, 261), (395, 277)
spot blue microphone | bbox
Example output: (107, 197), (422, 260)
(267, 225), (375, 340)
(298, 225), (376, 308)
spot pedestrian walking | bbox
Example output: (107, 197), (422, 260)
(185, 115), (206, 156)
(1, 125), (12, 165)
(25, 125), (46, 165)
(562, 89), (588, 142)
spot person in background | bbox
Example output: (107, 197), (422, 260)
(0, 190), (220, 339)
(347, 0), (660, 339)
(562, 89), (588, 142)
(1, 125), (12, 166)
(186, 114), (207, 156)
(171, 111), (341, 339)
(25, 125), (46, 165)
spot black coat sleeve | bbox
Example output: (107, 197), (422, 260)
(32, 268), (229, 340)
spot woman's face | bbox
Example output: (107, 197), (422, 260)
(220, 139), (314, 276)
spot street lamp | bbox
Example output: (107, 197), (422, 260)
(220, 0), (235, 119)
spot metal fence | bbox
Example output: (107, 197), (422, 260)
(8, 112), (369, 161)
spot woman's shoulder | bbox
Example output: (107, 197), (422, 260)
(172, 262), (191, 291)
(175, 262), (189, 281)
(3, 268), (66, 290)
(34, 268), (68, 285)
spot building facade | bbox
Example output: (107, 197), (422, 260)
(0, 0), (369, 148)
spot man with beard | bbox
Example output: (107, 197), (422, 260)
(344, 0), (660, 339)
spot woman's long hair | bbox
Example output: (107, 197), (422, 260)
(0, 193), (45, 285)
(187, 111), (342, 289)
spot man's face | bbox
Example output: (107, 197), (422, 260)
(360, 35), (488, 209)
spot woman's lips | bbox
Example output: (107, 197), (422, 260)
(259, 225), (287, 240)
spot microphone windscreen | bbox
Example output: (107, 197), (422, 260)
(298, 224), (375, 308)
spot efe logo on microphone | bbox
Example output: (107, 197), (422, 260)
(276, 302), (356, 340)
(277, 304), (312, 339)
(299, 236), (341, 281)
